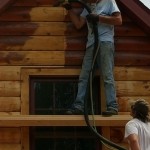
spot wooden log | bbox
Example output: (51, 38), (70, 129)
(21, 68), (81, 76)
(1, 36), (149, 52)
(115, 22), (146, 37)
(0, 51), (65, 65)
(0, 128), (21, 143)
(0, 66), (20, 81)
(0, 36), (86, 51)
(117, 96), (150, 112)
(0, 66), (147, 81)
(116, 81), (150, 96)
(0, 112), (20, 115)
(0, 144), (21, 150)
(66, 51), (150, 66)
(114, 66), (150, 80)
(0, 22), (86, 36)
(0, 36), (66, 51)
(115, 37), (150, 51)
(0, 81), (20, 97)
(14, 0), (83, 7)
(0, 115), (131, 127)
(0, 37), (149, 52)
(0, 97), (20, 112)
(65, 51), (84, 65)
(14, 0), (55, 6)
(115, 51), (150, 66)
(20, 66), (150, 80)
(3, 21), (147, 37)
(0, 7), (67, 21)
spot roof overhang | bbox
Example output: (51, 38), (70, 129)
(117, 0), (150, 34)
(0, 0), (15, 14)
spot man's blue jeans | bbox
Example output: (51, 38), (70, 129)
(72, 41), (118, 112)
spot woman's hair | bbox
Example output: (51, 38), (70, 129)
(131, 99), (150, 123)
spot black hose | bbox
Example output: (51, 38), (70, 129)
(69, 1), (127, 150)
(55, 1), (127, 149)
(75, 2), (127, 150)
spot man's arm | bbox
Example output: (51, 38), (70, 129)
(87, 12), (122, 25)
(126, 134), (141, 150)
(68, 9), (86, 29)
(69, 11), (122, 28)
(98, 12), (122, 25)
(62, 2), (86, 29)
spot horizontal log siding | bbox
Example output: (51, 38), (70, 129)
(0, 144), (21, 150)
(0, 1), (149, 150)
(0, 66), (150, 113)
(0, 7), (149, 66)
(0, 128), (21, 143)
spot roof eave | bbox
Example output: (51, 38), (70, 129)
(117, 0), (150, 34)
(0, 0), (15, 14)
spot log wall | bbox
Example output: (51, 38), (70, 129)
(0, 0), (150, 149)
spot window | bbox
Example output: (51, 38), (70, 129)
(29, 77), (78, 115)
(21, 68), (101, 150)
(30, 126), (100, 150)
(29, 76), (100, 150)
(29, 76), (100, 115)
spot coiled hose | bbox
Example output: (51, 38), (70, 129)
(54, 0), (127, 149)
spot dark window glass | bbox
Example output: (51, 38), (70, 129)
(29, 76), (100, 150)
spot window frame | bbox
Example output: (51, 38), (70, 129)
(21, 67), (101, 150)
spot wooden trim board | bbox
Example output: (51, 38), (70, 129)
(0, 115), (131, 127)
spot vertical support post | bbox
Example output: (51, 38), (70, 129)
(101, 127), (111, 150)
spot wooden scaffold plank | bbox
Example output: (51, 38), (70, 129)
(0, 115), (131, 127)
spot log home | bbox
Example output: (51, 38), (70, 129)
(0, 0), (149, 150)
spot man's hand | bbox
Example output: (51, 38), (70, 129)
(86, 13), (99, 23)
(62, 2), (72, 10)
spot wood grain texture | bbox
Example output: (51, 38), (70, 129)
(0, 115), (131, 127)
(0, 7), (67, 21)
(0, 97), (20, 112)
(0, 128), (21, 143)
(114, 67), (150, 80)
(116, 81), (150, 96)
(0, 81), (20, 97)
(0, 0), (149, 149)
(0, 51), (65, 65)
(0, 144), (21, 150)
(0, 66), (20, 81)
(117, 96), (150, 112)
(0, 22), (86, 36)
